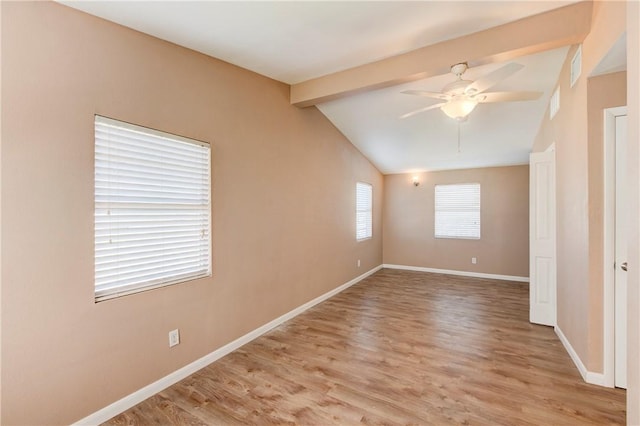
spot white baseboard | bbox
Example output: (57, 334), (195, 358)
(74, 265), (383, 425)
(554, 325), (607, 386)
(586, 371), (607, 386)
(382, 264), (529, 283)
(555, 325), (588, 381)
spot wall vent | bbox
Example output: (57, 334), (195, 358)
(570, 46), (582, 87)
(550, 87), (560, 119)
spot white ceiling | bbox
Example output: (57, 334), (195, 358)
(592, 33), (627, 77)
(59, 0), (580, 174)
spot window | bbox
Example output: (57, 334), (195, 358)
(435, 183), (480, 239)
(549, 86), (560, 119)
(356, 182), (372, 240)
(94, 116), (211, 302)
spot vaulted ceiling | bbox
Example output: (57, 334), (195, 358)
(59, 0), (593, 174)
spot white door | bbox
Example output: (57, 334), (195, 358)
(530, 149), (557, 326)
(615, 114), (628, 388)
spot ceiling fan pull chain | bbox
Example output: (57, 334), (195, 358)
(457, 122), (461, 153)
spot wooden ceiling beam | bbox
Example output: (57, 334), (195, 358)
(290, 1), (592, 107)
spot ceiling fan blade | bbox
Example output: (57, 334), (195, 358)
(464, 63), (524, 95)
(400, 102), (447, 119)
(478, 91), (543, 103)
(401, 90), (450, 100)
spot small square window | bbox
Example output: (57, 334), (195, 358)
(434, 183), (480, 239)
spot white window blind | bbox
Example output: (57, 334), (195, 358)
(94, 116), (211, 301)
(435, 183), (480, 239)
(356, 182), (372, 240)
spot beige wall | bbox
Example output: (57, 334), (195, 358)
(531, 1), (626, 374)
(586, 72), (626, 372)
(383, 166), (529, 278)
(0, 2), (383, 424)
(626, 0), (640, 422)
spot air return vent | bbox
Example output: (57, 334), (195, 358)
(549, 87), (560, 119)
(570, 45), (582, 87)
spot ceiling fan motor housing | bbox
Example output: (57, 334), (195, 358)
(450, 62), (468, 76)
(444, 63), (473, 95)
(442, 79), (473, 95)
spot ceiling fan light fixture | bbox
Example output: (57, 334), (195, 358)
(441, 98), (478, 120)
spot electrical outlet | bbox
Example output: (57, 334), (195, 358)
(471, 257), (477, 264)
(169, 329), (180, 347)
(357, 259), (361, 267)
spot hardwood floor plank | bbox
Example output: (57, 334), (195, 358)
(104, 269), (625, 425)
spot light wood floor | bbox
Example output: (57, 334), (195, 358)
(105, 269), (626, 425)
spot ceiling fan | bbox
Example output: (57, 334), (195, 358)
(400, 62), (542, 121)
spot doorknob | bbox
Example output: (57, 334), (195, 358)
(621, 262), (628, 271)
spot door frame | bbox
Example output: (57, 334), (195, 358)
(603, 105), (627, 387)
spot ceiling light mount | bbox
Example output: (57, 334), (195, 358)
(450, 62), (468, 77)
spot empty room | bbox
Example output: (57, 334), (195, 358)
(1, 1), (639, 424)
